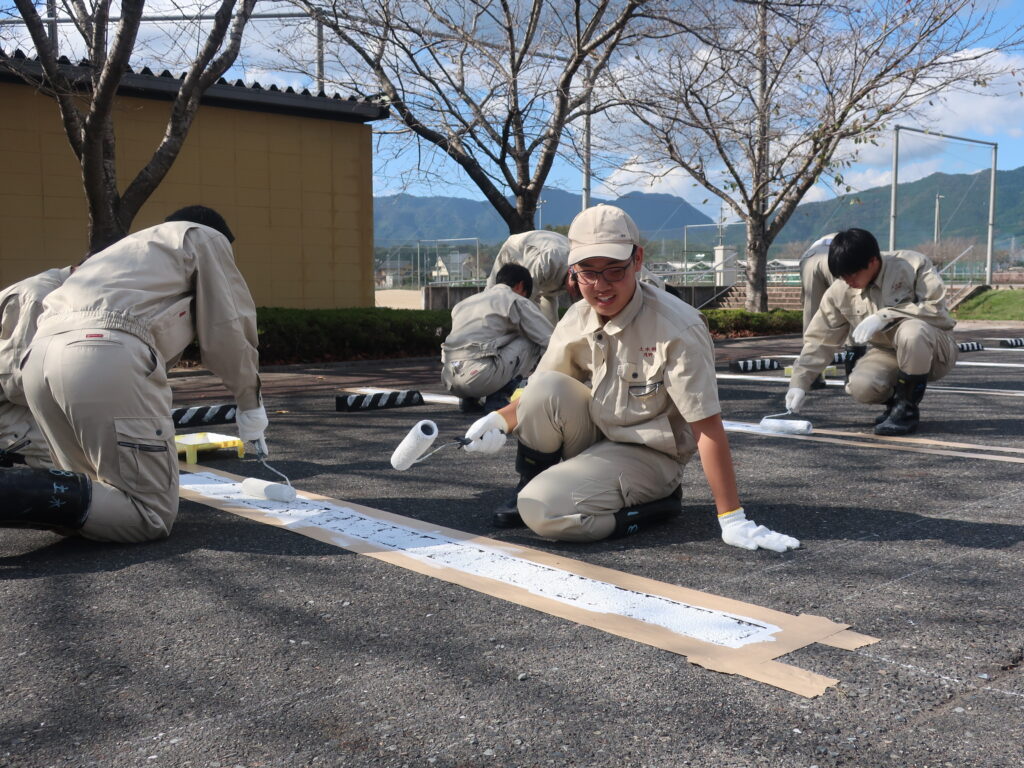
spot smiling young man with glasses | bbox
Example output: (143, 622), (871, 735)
(459, 205), (799, 551)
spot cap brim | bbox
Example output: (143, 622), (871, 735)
(568, 242), (634, 266)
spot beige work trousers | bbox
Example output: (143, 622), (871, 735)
(800, 253), (831, 333)
(514, 371), (684, 542)
(23, 329), (179, 543)
(848, 318), (958, 404)
(0, 401), (54, 468)
(442, 337), (543, 399)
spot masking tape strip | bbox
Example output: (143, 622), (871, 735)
(179, 463), (877, 697)
(723, 421), (1024, 464)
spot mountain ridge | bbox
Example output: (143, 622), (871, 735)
(374, 165), (1024, 250)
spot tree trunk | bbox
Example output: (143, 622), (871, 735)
(744, 218), (769, 312)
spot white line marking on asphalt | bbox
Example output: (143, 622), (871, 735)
(180, 471), (782, 649)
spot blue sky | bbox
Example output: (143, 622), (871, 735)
(366, 1), (1024, 224)
(5, 0), (1022, 224)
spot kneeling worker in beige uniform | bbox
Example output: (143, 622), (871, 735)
(785, 228), (957, 436)
(2, 206), (268, 543)
(0, 265), (75, 468)
(442, 263), (554, 413)
(458, 205), (799, 550)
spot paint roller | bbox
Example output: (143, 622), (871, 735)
(758, 410), (813, 435)
(391, 419), (471, 470)
(239, 442), (297, 502)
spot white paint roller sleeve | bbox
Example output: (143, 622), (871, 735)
(240, 477), (298, 502)
(391, 420), (440, 470)
(758, 418), (813, 435)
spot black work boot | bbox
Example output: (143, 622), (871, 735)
(609, 486), (683, 538)
(873, 397), (895, 426)
(844, 344), (867, 383)
(809, 373), (828, 391)
(0, 467), (92, 533)
(874, 371), (928, 436)
(459, 397), (485, 414)
(0, 438), (30, 468)
(492, 442), (561, 528)
(483, 376), (524, 413)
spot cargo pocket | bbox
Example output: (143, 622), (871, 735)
(114, 417), (175, 494)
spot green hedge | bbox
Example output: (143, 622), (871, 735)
(180, 306), (801, 366)
(702, 308), (801, 336)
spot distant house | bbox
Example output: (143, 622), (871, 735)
(431, 252), (479, 282)
(375, 259), (414, 288)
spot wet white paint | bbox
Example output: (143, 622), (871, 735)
(181, 472), (781, 649)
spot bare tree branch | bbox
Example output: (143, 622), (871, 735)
(605, 0), (1024, 310)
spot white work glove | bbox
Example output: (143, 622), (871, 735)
(718, 508), (800, 553)
(785, 387), (806, 414)
(236, 405), (269, 458)
(463, 411), (509, 455)
(852, 313), (887, 344)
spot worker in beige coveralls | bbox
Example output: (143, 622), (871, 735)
(487, 231), (571, 326)
(442, 263), (554, 413)
(1, 206), (268, 542)
(459, 205), (799, 550)
(785, 228), (957, 436)
(0, 265), (75, 468)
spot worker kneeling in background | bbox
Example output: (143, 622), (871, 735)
(786, 228), (957, 436)
(442, 263), (554, 414)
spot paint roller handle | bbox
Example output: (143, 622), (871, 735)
(785, 387), (806, 414)
(462, 411), (509, 454)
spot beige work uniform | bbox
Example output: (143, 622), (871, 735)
(487, 231), (570, 325)
(790, 250), (957, 403)
(798, 236), (836, 332)
(0, 266), (72, 468)
(514, 282), (721, 542)
(23, 222), (261, 543)
(441, 283), (554, 399)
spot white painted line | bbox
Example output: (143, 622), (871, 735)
(180, 471), (781, 649)
(714, 373), (1024, 397)
(956, 361), (1024, 368)
(773, 353), (1024, 368)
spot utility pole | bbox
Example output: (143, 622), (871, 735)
(933, 194), (944, 249)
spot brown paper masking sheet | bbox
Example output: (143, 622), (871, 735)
(179, 463), (878, 698)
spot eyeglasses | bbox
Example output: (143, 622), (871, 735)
(572, 258), (635, 286)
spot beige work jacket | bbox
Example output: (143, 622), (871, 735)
(790, 250), (955, 389)
(0, 266), (72, 406)
(36, 222), (262, 410)
(487, 231), (569, 299)
(535, 282), (720, 461)
(442, 283), (554, 362)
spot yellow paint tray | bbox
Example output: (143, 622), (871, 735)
(175, 432), (245, 464)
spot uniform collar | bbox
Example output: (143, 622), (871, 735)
(580, 280), (644, 336)
(866, 254), (895, 292)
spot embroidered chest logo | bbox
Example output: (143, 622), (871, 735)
(638, 345), (656, 360)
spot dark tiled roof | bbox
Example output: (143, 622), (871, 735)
(0, 48), (389, 123)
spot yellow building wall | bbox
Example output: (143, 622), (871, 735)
(0, 80), (375, 308)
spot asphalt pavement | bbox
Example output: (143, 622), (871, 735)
(3, 321), (1023, 768)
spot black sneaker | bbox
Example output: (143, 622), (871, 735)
(459, 397), (485, 414)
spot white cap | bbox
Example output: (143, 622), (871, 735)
(567, 205), (641, 265)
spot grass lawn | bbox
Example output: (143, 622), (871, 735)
(954, 288), (1024, 321)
